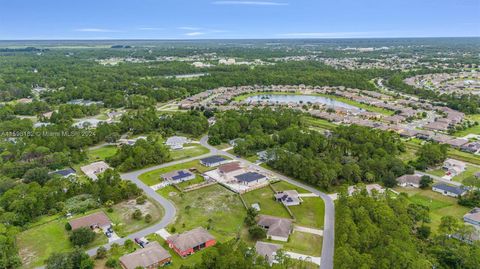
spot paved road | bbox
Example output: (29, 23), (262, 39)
(39, 138), (334, 269)
(415, 170), (462, 186)
(83, 153), (214, 256)
(199, 136), (335, 269)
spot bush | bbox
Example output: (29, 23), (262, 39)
(145, 214), (152, 223)
(248, 225), (266, 240)
(105, 258), (119, 268)
(70, 227), (96, 246)
(132, 209), (142, 220)
(136, 195), (147, 205)
(96, 246), (107, 259)
(64, 222), (72, 231)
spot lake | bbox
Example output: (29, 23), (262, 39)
(245, 94), (361, 110)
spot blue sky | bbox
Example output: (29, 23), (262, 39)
(0, 0), (479, 39)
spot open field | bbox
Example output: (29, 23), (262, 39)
(105, 198), (164, 237)
(302, 116), (338, 130)
(394, 187), (470, 232)
(138, 160), (214, 186)
(283, 231), (323, 256)
(159, 184), (246, 243)
(454, 114), (480, 136)
(427, 168), (445, 177)
(17, 215), (108, 268)
(242, 186), (291, 219)
(290, 198), (325, 229)
(452, 165), (480, 183)
(271, 180), (311, 194)
(170, 144), (209, 160)
(87, 145), (118, 161)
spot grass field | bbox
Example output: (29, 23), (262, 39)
(17, 215), (107, 268)
(170, 144), (209, 161)
(290, 198), (324, 229)
(283, 231), (323, 256)
(159, 184), (246, 242)
(427, 169), (445, 177)
(302, 116), (338, 130)
(271, 180), (311, 194)
(242, 186), (291, 219)
(87, 145), (117, 161)
(105, 198), (164, 237)
(453, 114), (480, 136)
(452, 165), (480, 183)
(394, 187), (470, 232)
(138, 160), (214, 186)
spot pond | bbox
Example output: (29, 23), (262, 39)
(245, 94), (361, 110)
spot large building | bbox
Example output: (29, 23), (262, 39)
(161, 169), (196, 184)
(257, 215), (293, 242)
(432, 183), (468, 197)
(119, 242), (171, 269)
(68, 211), (111, 231)
(167, 227), (216, 257)
(80, 161), (110, 180)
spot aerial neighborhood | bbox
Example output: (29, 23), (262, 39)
(0, 24), (479, 269)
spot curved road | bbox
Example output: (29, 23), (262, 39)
(199, 136), (335, 269)
(69, 137), (334, 269)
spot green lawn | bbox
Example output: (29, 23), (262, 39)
(87, 145), (117, 161)
(105, 198), (164, 237)
(177, 175), (205, 190)
(17, 215), (107, 268)
(271, 180), (311, 194)
(394, 187), (470, 232)
(241, 186), (291, 218)
(159, 184), (246, 243)
(138, 160), (214, 186)
(283, 231), (323, 256)
(452, 165), (480, 183)
(453, 114), (480, 136)
(427, 169), (445, 177)
(290, 198), (325, 229)
(170, 145), (209, 161)
(302, 116), (338, 130)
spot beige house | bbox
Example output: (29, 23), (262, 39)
(80, 161), (110, 180)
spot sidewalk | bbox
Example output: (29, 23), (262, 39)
(285, 251), (321, 265)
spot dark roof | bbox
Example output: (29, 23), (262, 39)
(172, 170), (193, 180)
(433, 183), (468, 195)
(52, 168), (76, 176)
(235, 172), (266, 183)
(200, 155), (227, 165)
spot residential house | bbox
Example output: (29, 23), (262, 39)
(161, 169), (196, 184)
(80, 161), (110, 180)
(432, 183), (469, 197)
(443, 158), (466, 176)
(165, 136), (188, 150)
(464, 208), (480, 228)
(274, 190), (301, 206)
(255, 241), (282, 265)
(68, 212), (111, 230)
(461, 141), (480, 154)
(396, 174), (422, 188)
(257, 215), (293, 242)
(167, 227), (216, 257)
(446, 138), (469, 148)
(200, 156), (229, 167)
(119, 242), (172, 269)
(218, 162), (243, 177)
(234, 172), (267, 186)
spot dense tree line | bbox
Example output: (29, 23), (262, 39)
(159, 110), (209, 137)
(49, 104), (101, 124)
(387, 73), (480, 114)
(107, 136), (171, 171)
(336, 189), (480, 269)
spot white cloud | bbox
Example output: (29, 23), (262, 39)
(277, 31), (382, 38)
(178, 26), (201, 30)
(138, 27), (163, 31)
(185, 32), (205, 36)
(213, 1), (288, 5)
(75, 28), (119, 33)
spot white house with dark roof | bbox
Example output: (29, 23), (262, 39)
(432, 183), (469, 197)
(464, 208), (480, 228)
